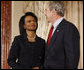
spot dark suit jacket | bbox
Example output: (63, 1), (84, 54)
(44, 19), (80, 69)
(7, 33), (45, 69)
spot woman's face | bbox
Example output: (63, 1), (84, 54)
(24, 16), (37, 31)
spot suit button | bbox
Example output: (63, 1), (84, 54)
(39, 56), (42, 59)
(46, 56), (49, 59)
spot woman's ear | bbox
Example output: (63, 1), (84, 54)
(24, 24), (26, 29)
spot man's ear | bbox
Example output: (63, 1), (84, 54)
(51, 9), (56, 16)
(51, 8), (56, 13)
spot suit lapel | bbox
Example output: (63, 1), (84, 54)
(47, 19), (65, 50)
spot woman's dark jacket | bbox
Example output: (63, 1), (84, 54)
(7, 33), (45, 69)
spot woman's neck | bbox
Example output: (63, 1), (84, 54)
(26, 30), (36, 38)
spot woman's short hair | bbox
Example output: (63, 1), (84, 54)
(48, 1), (65, 17)
(19, 12), (38, 35)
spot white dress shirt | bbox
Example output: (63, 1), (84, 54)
(52, 17), (63, 36)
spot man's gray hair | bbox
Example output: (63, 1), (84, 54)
(48, 1), (65, 17)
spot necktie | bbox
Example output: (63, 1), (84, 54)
(47, 25), (54, 47)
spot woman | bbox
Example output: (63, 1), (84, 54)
(7, 12), (45, 69)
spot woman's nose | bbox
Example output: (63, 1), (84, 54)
(31, 21), (34, 23)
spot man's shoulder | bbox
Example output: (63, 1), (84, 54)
(62, 19), (79, 35)
(62, 19), (77, 29)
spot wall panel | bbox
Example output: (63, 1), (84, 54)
(1, 1), (11, 69)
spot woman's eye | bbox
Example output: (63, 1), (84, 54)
(33, 20), (36, 22)
(27, 20), (36, 23)
(27, 21), (31, 23)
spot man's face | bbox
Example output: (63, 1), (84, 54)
(45, 3), (53, 23)
(24, 16), (37, 31)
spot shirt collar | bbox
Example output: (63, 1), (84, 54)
(53, 17), (63, 29)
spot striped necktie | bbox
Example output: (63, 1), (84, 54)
(47, 25), (54, 47)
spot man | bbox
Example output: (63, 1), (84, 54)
(44, 1), (80, 69)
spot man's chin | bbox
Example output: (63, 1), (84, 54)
(46, 19), (50, 23)
(46, 20), (51, 23)
(47, 21), (50, 23)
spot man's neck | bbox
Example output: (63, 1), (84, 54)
(51, 16), (62, 24)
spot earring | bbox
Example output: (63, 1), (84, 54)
(24, 25), (26, 29)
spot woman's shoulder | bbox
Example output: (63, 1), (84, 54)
(13, 34), (23, 42)
(14, 34), (22, 39)
(36, 36), (46, 44)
